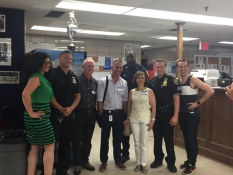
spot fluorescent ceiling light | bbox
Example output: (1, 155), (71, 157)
(141, 45), (151, 48)
(31, 26), (124, 36)
(31, 26), (82, 32)
(56, 1), (134, 14)
(157, 36), (199, 41)
(125, 8), (233, 26)
(80, 30), (124, 36)
(59, 40), (84, 43)
(219, 41), (233, 45)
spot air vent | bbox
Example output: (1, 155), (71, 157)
(45, 11), (65, 18)
(166, 28), (187, 32)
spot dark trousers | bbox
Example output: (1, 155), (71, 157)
(51, 111), (74, 174)
(121, 135), (130, 157)
(73, 109), (96, 166)
(100, 110), (125, 163)
(153, 112), (176, 165)
(179, 112), (200, 166)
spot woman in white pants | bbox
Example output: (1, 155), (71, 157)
(124, 71), (156, 174)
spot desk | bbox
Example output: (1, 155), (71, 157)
(174, 89), (233, 166)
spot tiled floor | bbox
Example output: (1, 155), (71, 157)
(36, 124), (233, 175)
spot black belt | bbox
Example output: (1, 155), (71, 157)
(77, 109), (95, 114)
(104, 109), (122, 113)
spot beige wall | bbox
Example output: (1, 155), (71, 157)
(26, 34), (142, 63)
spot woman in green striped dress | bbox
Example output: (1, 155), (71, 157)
(22, 52), (55, 175)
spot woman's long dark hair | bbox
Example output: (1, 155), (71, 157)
(21, 52), (53, 84)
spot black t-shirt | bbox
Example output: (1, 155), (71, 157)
(149, 73), (180, 107)
(52, 67), (80, 108)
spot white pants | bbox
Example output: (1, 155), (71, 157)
(130, 121), (150, 166)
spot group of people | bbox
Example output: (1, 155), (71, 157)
(22, 49), (215, 175)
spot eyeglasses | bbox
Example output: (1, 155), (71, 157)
(176, 58), (187, 63)
(59, 50), (73, 56)
(44, 61), (52, 65)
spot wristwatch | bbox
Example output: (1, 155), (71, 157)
(196, 100), (200, 105)
(151, 118), (156, 122)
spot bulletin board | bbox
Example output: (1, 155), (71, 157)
(88, 56), (123, 80)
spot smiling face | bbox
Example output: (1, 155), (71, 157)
(40, 57), (51, 73)
(155, 61), (166, 78)
(59, 53), (72, 69)
(111, 61), (123, 77)
(83, 59), (95, 76)
(177, 61), (189, 76)
(136, 74), (145, 87)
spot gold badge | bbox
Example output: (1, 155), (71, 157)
(162, 78), (167, 86)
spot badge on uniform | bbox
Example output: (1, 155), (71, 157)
(72, 77), (76, 84)
(162, 78), (167, 87)
(141, 90), (148, 95)
(92, 89), (96, 94)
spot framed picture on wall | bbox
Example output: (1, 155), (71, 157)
(0, 38), (12, 66)
(0, 71), (20, 84)
(0, 14), (5, 32)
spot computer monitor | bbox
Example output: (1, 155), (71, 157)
(217, 78), (230, 87)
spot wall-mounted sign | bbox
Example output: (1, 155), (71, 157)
(0, 71), (20, 84)
(199, 41), (209, 50)
(0, 14), (5, 32)
(0, 38), (12, 66)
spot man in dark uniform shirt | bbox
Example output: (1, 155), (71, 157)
(149, 59), (180, 173)
(46, 50), (81, 175)
(73, 59), (98, 175)
(120, 50), (148, 163)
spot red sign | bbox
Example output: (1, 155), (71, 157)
(199, 41), (209, 50)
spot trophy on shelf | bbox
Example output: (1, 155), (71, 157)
(67, 11), (78, 51)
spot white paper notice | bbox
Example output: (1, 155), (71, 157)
(98, 57), (105, 66)
(95, 62), (99, 71)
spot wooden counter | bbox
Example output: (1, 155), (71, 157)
(174, 89), (233, 167)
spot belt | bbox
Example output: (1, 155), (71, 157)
(104, 109), (122, 113)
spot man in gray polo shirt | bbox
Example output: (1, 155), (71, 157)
(97, 60), (128, 172)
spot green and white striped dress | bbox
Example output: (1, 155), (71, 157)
(24, 72), (56, 145)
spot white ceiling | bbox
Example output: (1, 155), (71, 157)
(1, 0), (233, 49)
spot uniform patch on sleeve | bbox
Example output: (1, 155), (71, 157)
(173, 79), (179, 86)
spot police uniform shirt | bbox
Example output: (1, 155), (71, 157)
(121, 63), (147, 92)
(77, 73), (98, 110)
(52, 66), (80, 107)
(149, 73), (180, 106)
(97, 74), (128, 110)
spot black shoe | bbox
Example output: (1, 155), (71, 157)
(83, 162), (95, 171)
(182, 165), (196, 175)
(150, 161), (162, 168)
(73, 165), (83, 175)
(167, 165), (177, 173)
(180, 160), (189, 169)
(121, 156), (130, 163)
